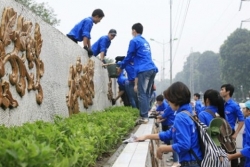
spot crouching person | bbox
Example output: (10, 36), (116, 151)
(136, 82), (202, 167)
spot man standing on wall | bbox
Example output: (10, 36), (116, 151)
(220, 84), (245, 167)
(67, 9), (105, 57)
(118, 23), (158, 124)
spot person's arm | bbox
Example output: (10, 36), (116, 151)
(232, 105), (245, 139)
(135, 134), (159, 141)
(100, 52), (105, 61)
(228, 152), (243, 160)
(82, 20), (93, 47)
(157, 145), (173, 160)
(134, 77), (138, 93)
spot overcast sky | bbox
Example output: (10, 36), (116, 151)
(35, 0), (250, 80)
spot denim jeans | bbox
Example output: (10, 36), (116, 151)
(137, 69), (156, 118)
(125, 80), (138, 108)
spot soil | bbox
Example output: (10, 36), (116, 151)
(94, 124), (140, 167)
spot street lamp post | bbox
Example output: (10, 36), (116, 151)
(170, 0), (173, 84)
(150, 38), (177, 82)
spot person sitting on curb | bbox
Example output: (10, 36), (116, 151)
(67, 9), (105, 57)
(91, 29), (117, 64)
(136, 82), (202, 167)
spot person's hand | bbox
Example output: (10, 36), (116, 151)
(135, 135), (147, 142)
(117, 67), (122, 75)
(156, 147), (163, 160)
(227, 154), (232, 160)
(156, 118), (161, 123)
(232, 133), (237, 140)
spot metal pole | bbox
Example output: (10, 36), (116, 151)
(163, 40), (165, 81)
(170, 0), (173, 84)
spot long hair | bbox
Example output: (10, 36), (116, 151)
(204, 89), (225, 119)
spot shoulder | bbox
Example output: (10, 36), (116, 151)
(176, 112), (193, 124)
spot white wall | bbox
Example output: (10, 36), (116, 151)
(0, 0), (116, 126)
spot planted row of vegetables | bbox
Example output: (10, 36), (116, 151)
(0, 106), (138, 167)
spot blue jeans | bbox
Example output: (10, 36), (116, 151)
(125, 80), (138, 108)
(137, 70), (156, 118)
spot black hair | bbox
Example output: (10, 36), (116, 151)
(132, 23), (143, 34)
(92, 9), (105, 18)
(194, 93), (200, 99)
(221, 84), (234, 97)
(204, 89), (225, 119)
(163, 82), (190, 106)
(156, 95), (164, 102)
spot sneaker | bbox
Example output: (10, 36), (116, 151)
(171, 162), (181, 167)
(138, 118), (149, 124)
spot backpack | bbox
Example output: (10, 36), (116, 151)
(205, 110), (236, 153)
(183, 111), (230, 167)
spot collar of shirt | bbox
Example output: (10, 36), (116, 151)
(177, 103), (192, 113)
(205, 105), (218, 113)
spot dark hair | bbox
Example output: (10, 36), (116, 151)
(221, 84), (234, 97)
(163, 82), (190, 106)
(204, 89), (225, 119)
(132, 23), (143, 34)
(156, 95), (164, 102)
(194, 93), (200, 99)
(92, 9), (105, 17)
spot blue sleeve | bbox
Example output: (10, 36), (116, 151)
(100, 38), (107, 55)
(244, 118), (250, 148)
(159, 128), (173, 141)
(162, 106), (171, 119)
(235, 104), (244, 122)
(240, 147), (250, 158)
(172, 115), (192, 154)
(82, 20), (92, 39)
(120, 40), (136, 70)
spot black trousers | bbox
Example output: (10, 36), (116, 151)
(228, 130), (238, 167)
(67, 35), (78, 43)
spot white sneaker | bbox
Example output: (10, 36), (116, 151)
(171, 162), (181, 167)
(138, 118), (149, 124)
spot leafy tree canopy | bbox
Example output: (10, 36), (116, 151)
(16, 0), (60, 26)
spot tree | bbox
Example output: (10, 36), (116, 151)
(220, 28), (250, 100)
(15, 0), (60, 26)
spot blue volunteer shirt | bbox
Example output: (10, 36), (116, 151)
(67, 17), (93, 41)
(117, 70), (127, 86)
(124, 57), (135, 81)
(158, 101), (175, 126)
(224, 98), (244, 130)
(198, 105), (218, 126)
(119, 35), (158, 76)
(91, 35), (111, 56)
(195, 99), (203, 115)
(159, 104), (202, 163)
(240, 116), (250, 167)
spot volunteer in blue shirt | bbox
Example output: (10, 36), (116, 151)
(136, 82), (202, 167)
(118, 23), (158, 124)
(228, 100), (250, 167)
(198, 89), (225, 126)
(220, 84), (245, 167)
(67, 9), (104, 57)
(124, 57), (138, 108)
(111, 69), (128, 105)
(91, 29), (117, 64)
(193, 93), (203, 115)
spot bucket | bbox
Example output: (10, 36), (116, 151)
(107, 64), (119, 78)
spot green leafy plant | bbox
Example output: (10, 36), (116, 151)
(0, 106), (138, 167)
